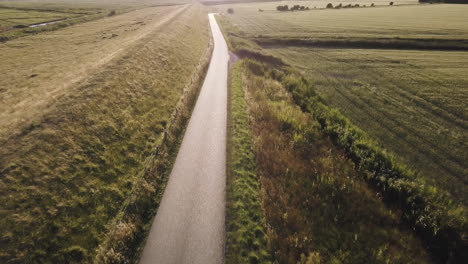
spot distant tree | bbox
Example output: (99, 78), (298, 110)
(326, 3), (334, 8)
(227, 8), (234, 14)
(371, 3), (375, 6)
(276, 5), (289, 11)
(290, 5), (306, 11)
(389, 1), (394, 5)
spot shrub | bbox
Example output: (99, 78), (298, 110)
(258, 9), (264, 12)
(227, 8), (234, 14)
(326, 3), (334, 8)
(371, 3), (375, 7)
(290, 5), (308, 11)
(390, 1), (394, 5)
(108, 10), (116, 16)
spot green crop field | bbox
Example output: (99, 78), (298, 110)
(217, 3), (468, 204)
(267, 47), (468, 204)
(0, 1), (210, 263)
(216, 2), (467, 39)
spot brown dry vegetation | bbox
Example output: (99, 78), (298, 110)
(0, 3), (210, 263)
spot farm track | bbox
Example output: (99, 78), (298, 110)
(138, 13), (228, 264)
(0, 4), (188, 142)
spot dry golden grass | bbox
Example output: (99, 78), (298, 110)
(0, 4), (188, 142)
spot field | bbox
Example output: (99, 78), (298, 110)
(0, 1), (210, 263)
(218, 2), (467, 263)
(0, 0), (189, 41)
(210, 0), (418, 8)
(217, 2), (467, 39)
(217, 3), (468, 204)
(268, 47), (468, 203)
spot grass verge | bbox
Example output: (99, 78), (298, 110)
(225, 61), (270, 264)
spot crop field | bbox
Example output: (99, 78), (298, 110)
(219, 2), (467, 263)
(268, 47), (468, 203)
(0, 1), (210, 263)
(217, 3), (468, 204)
(211, 0), (418, 9)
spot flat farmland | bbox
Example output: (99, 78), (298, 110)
(269, 47), (468, 203)
(217, 3), (468, 204)
(217, 3), (467, 40)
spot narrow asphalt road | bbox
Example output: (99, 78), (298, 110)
(138, 14), (228, 264)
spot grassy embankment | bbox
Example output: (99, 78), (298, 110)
(226, 63), (270, 264)
(218, 3), (467, 263)
(0, 3), (210, 263)
(216, 3), (468, 205)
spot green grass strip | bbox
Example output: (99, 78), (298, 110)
(226, 61), (271, 264)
